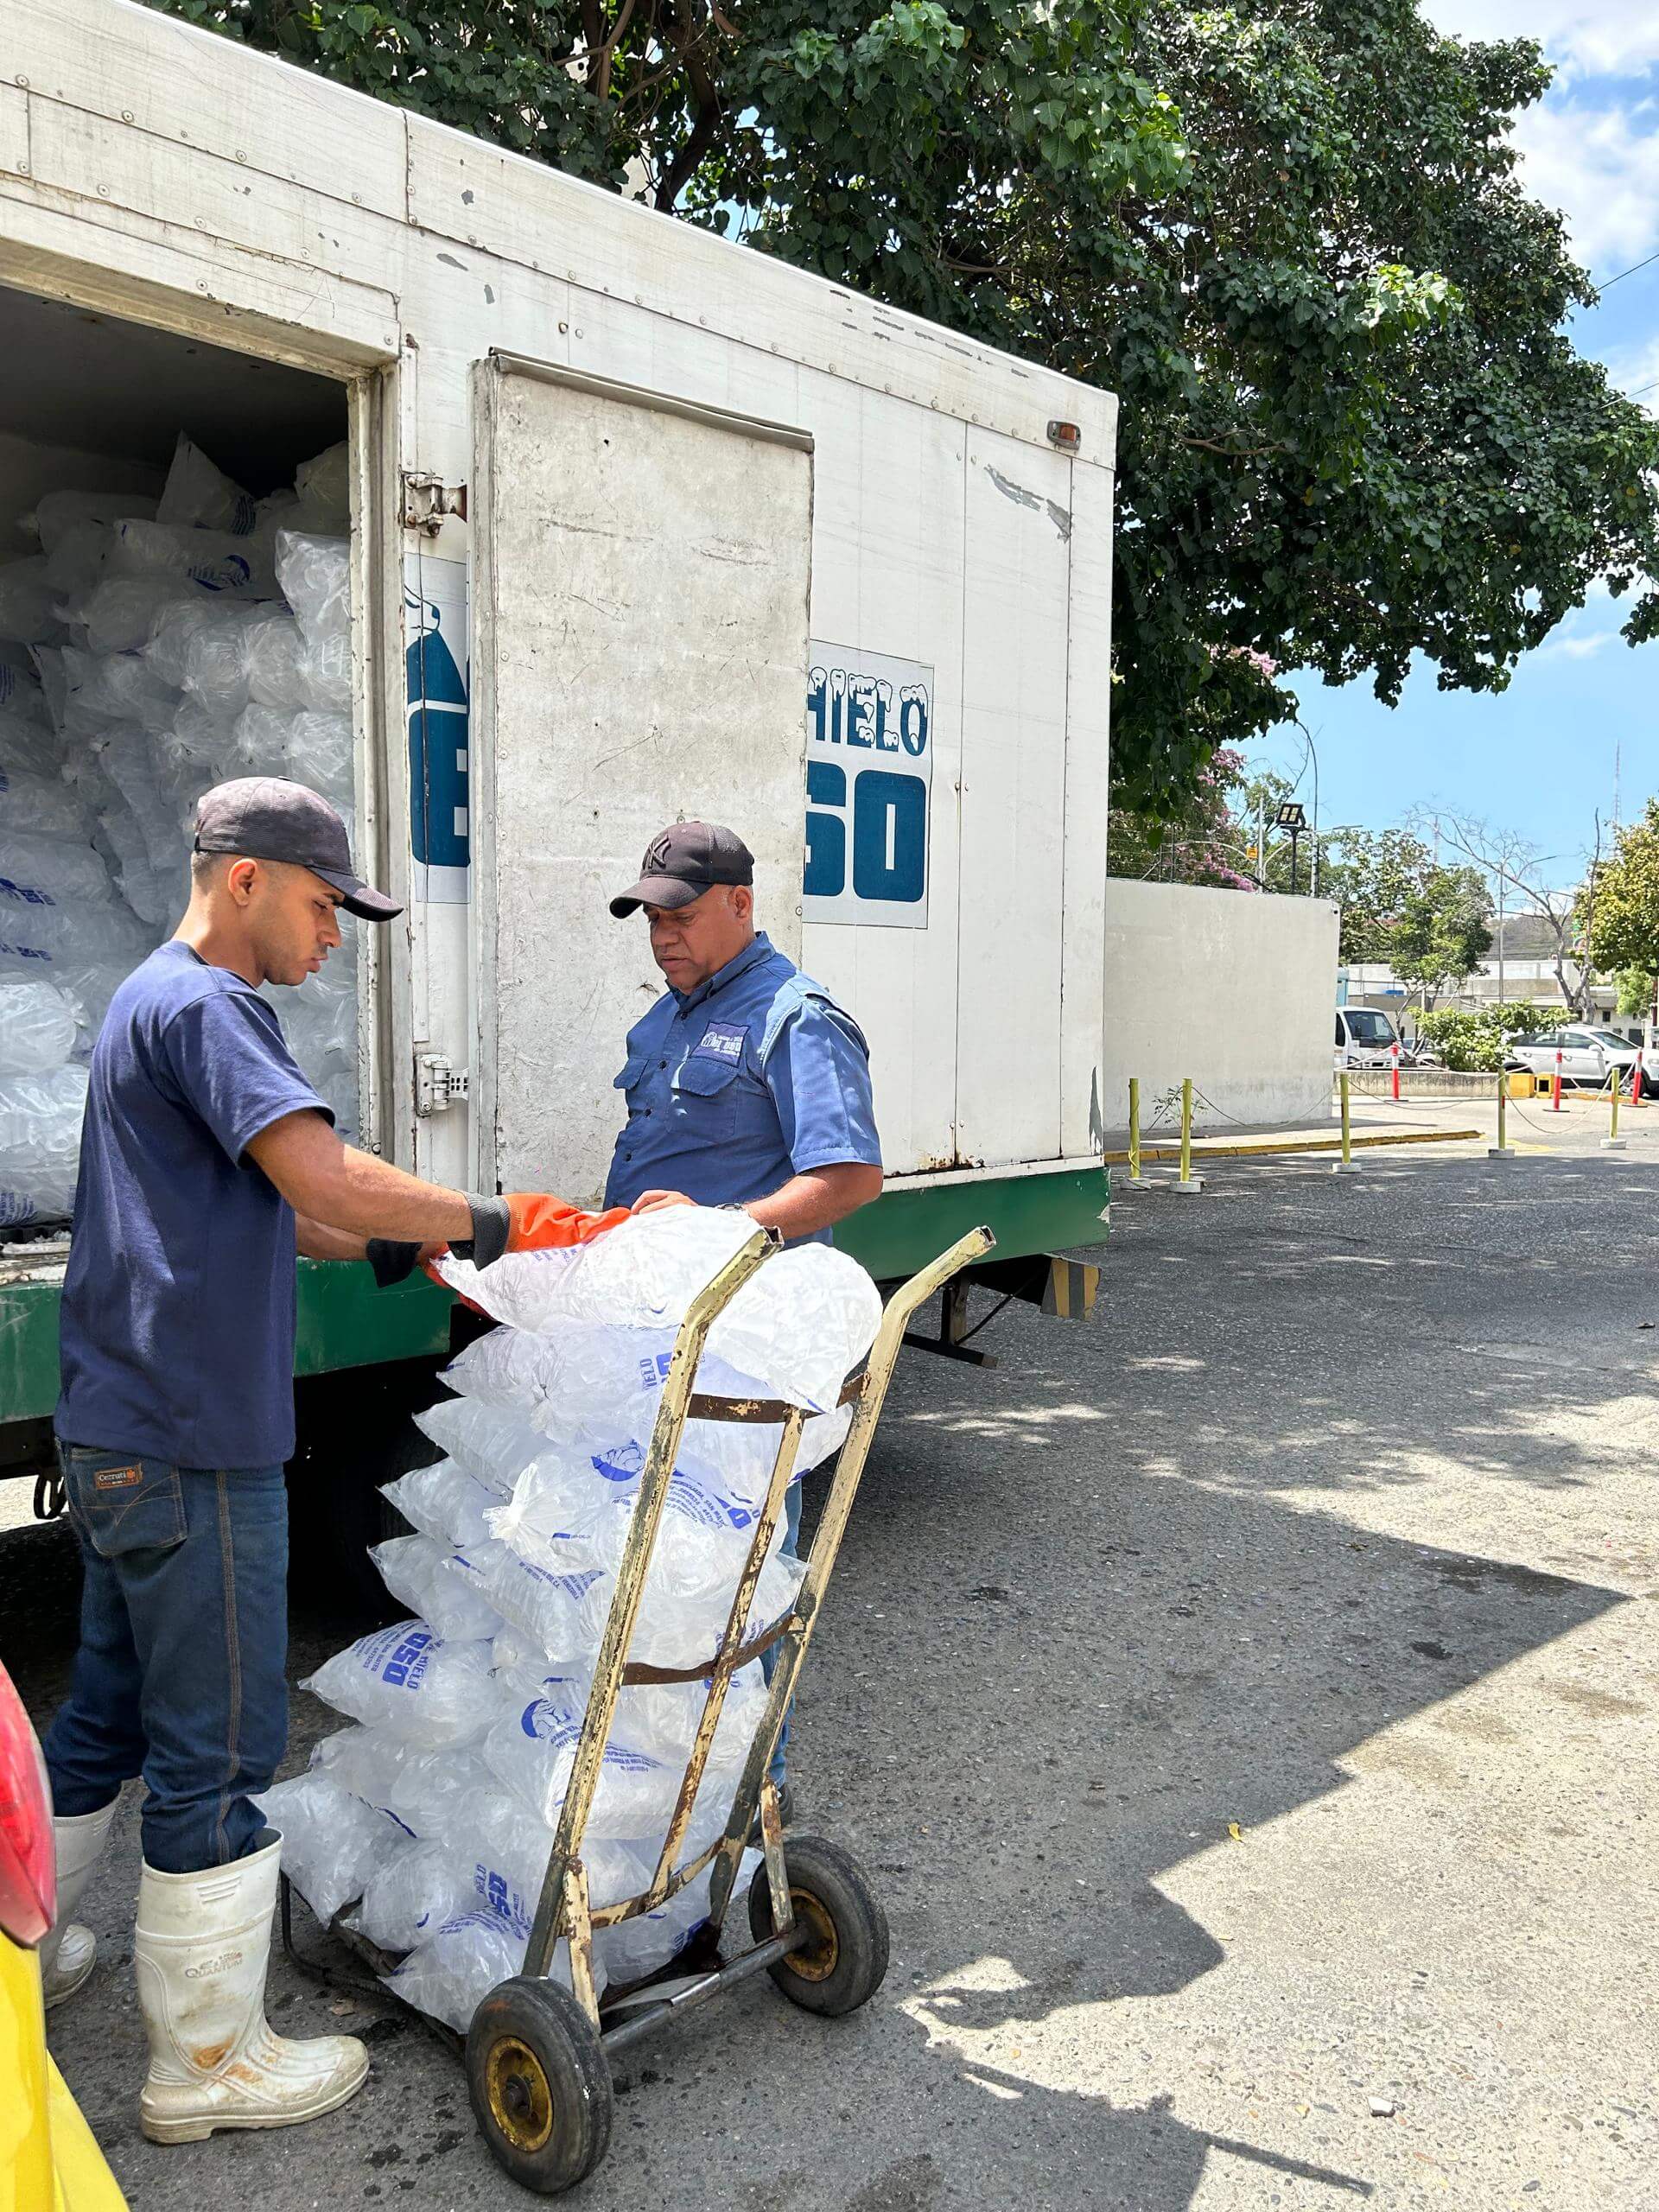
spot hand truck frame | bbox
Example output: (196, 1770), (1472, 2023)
(284, 1223), (994, 2193)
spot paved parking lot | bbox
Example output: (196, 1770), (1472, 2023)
(5, 1095), (1656, 2209)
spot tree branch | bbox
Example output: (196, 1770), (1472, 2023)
(591, 0), (638, 100)
(654, 1), (723, 210)
(1179, 435), (1288, 460)
(579, 0), (605, 89)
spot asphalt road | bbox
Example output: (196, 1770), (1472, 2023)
(5, 1093), (1656, 2210)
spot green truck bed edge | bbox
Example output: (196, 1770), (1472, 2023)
(0, 1166), (1109, 1425)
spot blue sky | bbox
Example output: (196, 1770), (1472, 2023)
(1245, 1), (1659, 866)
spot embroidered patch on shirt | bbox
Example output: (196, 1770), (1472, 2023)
(694, 1022), (748, 1063)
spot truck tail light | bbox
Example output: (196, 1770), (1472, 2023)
(0, 1659), (54, 1947)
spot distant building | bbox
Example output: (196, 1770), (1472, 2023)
(1342, 913), (1624, 1027)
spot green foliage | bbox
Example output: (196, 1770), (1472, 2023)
(1585, 799), (1659, 981)
(1615, 967), (1656, 1019)
(1416, 1001), (1548, 1071)
(1389, 866), (1492, 1005)
(1109, 747), (1257, 886)
(1319, 828), (1437, 965)
(145, 0), (1659, 816)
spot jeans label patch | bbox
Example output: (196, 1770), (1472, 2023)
(93, 1465), (143, 1491)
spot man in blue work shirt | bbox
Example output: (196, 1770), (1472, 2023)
(605, 821), (882, 1807)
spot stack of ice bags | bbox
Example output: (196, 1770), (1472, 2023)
(0, 433), (359, 1229)
(263, 1208), (881, 2033)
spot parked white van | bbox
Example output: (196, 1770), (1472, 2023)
(1335, 1007), (1402, 1070)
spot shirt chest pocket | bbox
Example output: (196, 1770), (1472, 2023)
(613, 1052), (650, 1116)
(669, 1052), (741, 1139)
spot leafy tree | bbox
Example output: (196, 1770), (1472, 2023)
(149, 0), (1659, 814)
(1584, 801), (1659, 993)
(1389, 868), (1492, 1010)
(1615, 968), (1656, 1022)
(1416, 1001), (1548, 1071)
(1109, 747), (1256, 887)
(1319, 828), (1435, 965)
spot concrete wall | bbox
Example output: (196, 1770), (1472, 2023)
(1103, 881), (1339, 1134)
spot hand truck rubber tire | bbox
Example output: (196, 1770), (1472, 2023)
(747, 1834), (890, 2018)
(467, 1976), (613, 2195)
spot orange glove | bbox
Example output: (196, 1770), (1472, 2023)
(500, 1193), (632, 1250)
(420, 1191), (631, 1296)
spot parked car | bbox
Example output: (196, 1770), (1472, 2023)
(0, 1658), (128, 2210)
(1505, 1025), (1649, 1092)
(1335, 1007), (1404, 1069)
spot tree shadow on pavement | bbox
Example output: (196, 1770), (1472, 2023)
(781, 1145), (1643, 2209)
(18, 1141), (1650, 2210)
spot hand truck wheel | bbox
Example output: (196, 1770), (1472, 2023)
(748, 1834), (890, 2017)
(467, 1976), (613, 2195)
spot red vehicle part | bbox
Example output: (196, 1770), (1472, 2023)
(0, 1658), (55, 1946)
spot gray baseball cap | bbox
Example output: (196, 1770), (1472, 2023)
(193, 776), (401, 921)
(608, 821), (753, 918)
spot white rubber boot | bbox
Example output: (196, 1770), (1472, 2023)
(40, 1799), (118, 2010)
(134, 1834), (368, 2145)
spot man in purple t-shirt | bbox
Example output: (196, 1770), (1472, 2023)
(41, 779), (556, 2147)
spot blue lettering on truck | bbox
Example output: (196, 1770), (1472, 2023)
(404, 555), (471, 906)
(804, 645), (935, 930)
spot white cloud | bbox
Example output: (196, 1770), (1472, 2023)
(1506, 96), (1659, 270)
(1601, 332), (1659, 402)
(1424, 1), (1659, 82)
(1536, 588), (1624, 658)
(1541, 628), (1616, 659)
(1421, 3), (1659, 276)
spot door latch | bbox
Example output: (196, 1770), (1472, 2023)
(401, 473), (468, 536)
(415, 1052), (469, 1116)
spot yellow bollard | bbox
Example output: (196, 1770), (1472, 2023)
(1603, 1064), (1626, 1151)
(1332, 1070), (1360, 1173)
(1175, 1076), (1203, 1193)
(1126, 1077), (1153, 1189)
(1489, 1065), (1515, 1159)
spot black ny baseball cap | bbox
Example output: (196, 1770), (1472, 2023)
(193, 776), (402, 921)
(608, 821), (754, 918)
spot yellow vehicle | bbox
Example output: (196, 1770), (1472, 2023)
(0, 1658), (127, 2212)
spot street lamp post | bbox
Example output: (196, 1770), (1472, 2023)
(1276, 801), (1307, 895)
(1302, 727), (1321, 896)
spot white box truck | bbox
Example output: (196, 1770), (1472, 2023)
(0, 0), (1114, 1553)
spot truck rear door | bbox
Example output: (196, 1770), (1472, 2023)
(468, 353), (814, 1203)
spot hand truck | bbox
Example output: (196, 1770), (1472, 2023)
(287, 1223), (994, 2194)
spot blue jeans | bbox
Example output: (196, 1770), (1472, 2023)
(44, 1446), (289, 1874)
(759, 1480), (801, 1792)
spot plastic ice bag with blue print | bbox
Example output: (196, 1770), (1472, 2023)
(349, 1839), (474, 1955)
(368, 1533), (505, 1644)
(443, 1324), (852, 1524)
(382, 1456), (503, 1550)
(301, 1621), (499, 1745)
(255, 1768), (410, 1926)
(435, 1207), (880, 1416)
(411, 1392), (544, 1495)
(476, 1530), (804, 1674)
(381, 1911), (537, 2034)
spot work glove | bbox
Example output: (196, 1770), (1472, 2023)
(499, 1192), (632, 1250)
(369, 1194), (628, 1290)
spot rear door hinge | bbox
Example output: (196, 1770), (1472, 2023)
(415, 1052), (469, 1116)
(401, 472), (468, 536)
